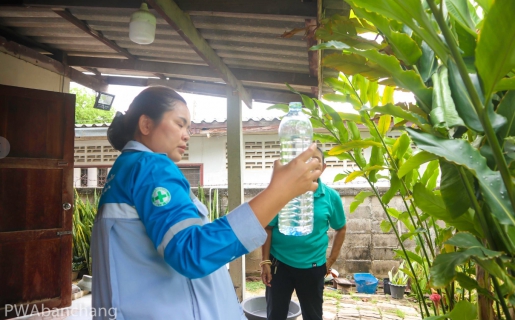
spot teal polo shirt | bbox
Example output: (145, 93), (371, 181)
(269, 179), (346, 269)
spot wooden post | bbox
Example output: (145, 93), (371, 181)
(226, 87), (246, 301)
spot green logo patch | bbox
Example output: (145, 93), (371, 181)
(152, 187), (171, 207)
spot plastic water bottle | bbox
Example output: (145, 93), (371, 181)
(278, 102), (314, 236)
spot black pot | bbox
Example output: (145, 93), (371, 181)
(383, 278), (391, 295)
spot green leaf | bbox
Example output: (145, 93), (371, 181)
(475, 0), (493, 11)
(420, 160), (439, 189)
(400, 228), (427, 242)
(398, 151), (439, 178)
(322, 93), (362, 109)
(377, 115), (391, 136)
(322, 52), (390, 81)
(413, 183), (449, 221)
(495, 77), (515, 92)
(371, 104), (432, 133)
(430, 250), (473, 288)
(497, 91), (515, 142)
(348, 120), (362, 140)
(407, 128), (515, 226)
(393, 249), (424, 265)
(387, 208), (401, 219)
(439, 159), (472, 218)
(446, 300), (478, 320)
(334, 173), (347, 183)
(448, 62), (507, 133)
(430, 66), (465, 128)
(455, 20), (477, 57)
(347, 0), (448, 62)
(392, 133), (411, 160)
(367, 81), (379, 108)
(475, 0), (515, 99)
(315, 99), (349, 142)
(345, 170), (365, 183)
(455, 272), (496, 301)
(382, 172), (400, 205)
(316, 15), (383, 50)
(328, 140), (383, 155)
(314, 133), (340, 144)
(417, 41), (438, 83)
(445, 232), (483, 248)
(381, 86), (395, 106)
(445, 0), (477, 36)
(267, 104), (289, 113)
(350, 191), (374, 212)
(337, 112), (363, 123)
(324, 77), (355, 95)
(380, 220), (393, 233)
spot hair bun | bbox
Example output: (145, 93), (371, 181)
(107, 112), (129, 151)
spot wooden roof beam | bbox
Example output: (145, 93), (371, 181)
(146, 0), (252, 108)
(0, 36), (108, 92)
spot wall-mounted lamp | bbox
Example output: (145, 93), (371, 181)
(129, 3), (156, 45)
(94, 92), (116, 111)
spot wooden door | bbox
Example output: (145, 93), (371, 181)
(0, 84), (75, 319)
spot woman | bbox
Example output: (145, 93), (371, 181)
(261, 147), (347, 320)
(91, 86), (321, 320)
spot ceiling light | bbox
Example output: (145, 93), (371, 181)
(129, 3), (156, 45)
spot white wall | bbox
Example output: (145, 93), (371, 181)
(0, 52), (70, 92)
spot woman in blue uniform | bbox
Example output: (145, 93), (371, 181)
(90, 86), (321, 320)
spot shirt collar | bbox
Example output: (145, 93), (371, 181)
(122, 140), (167, 155)
(313, 178), (325, 197)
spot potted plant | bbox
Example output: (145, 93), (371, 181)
(388, 262), (408, 299)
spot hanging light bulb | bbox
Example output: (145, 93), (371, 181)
(129, 3), (156, 45)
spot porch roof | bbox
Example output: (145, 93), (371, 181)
(0, 0), (351, 104)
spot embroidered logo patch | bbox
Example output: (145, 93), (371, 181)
(152, 187), (171, 207)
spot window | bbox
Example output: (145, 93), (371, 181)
(97, 168), (108, 187)
(178, 164), (203, 187)
(80, 169), (88, 187)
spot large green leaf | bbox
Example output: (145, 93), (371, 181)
(495, 77), (515, 92)
(382, 172), (400, 205)
(316, 15), (383, 50)
(445, 0), (476, 36)
(475, 0), (515, 99)
(398, 151), (439, 178)
(324, 77), (355, 95)
(314, 133), (339, 144)
(497, 91), (515, 143)
(447, 62), (506, 132)
(439, 159), (472, 218)
(328, 140), (383, 155)
(315, 42), (433, 111)
(455, 272), (496, 300)
(322, 52), (390, 81)
(371, 104), (432, 133)
(413, 183), (449, 220)
(315, 99), (349, 143)
(407, 128), (515, 226)
(445, 232), (482, 248)
(393, 249), (424, 265)
(337, 112), (363, 123)
(392, 133), (411, 160)
(446, 300), (478, 320)
(455, 21), (476, 57)
(350, 191), (374, 213)
(347, 0), (448, 62)
(430, 66), (465, 129)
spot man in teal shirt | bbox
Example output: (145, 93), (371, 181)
(261, 147), (347, 320)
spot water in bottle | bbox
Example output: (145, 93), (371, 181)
(278, 102), (314, 236)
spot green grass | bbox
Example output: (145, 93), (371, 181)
(352, 296), (361, 301)
(323, 289), (343, 300)
(246, 281), (266, 292)
(396, 309), (406, 319)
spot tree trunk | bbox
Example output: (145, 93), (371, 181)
(477, 265), (495, 320)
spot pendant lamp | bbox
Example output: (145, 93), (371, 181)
(129, 3), (156, 45)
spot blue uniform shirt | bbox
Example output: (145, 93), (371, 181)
(91, 141), (266, 319)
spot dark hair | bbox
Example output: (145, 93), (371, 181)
(316, 146), (325, 165)
(107, 86), (187, 151)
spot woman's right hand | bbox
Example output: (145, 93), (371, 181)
(261, 264), (272, 287)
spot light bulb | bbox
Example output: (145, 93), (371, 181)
(129, 3), (156, 45)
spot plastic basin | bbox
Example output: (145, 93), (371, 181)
(353, 273), (378, 294)
(241, 296), (301, 320)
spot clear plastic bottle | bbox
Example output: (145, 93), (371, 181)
(278, 102), (314, 236)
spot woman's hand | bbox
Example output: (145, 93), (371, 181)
(261, 264), (272, 287)
(268, 143), (321, 200)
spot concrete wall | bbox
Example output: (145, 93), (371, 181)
(0, 52), (70, 92)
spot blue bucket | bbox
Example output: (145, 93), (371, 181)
(354, 273), (378, 294)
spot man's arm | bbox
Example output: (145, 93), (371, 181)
(326, 225), (347, 273)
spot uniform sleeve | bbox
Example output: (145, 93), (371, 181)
(131, 154), (266, 279)
(328, 189), (346, 230)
